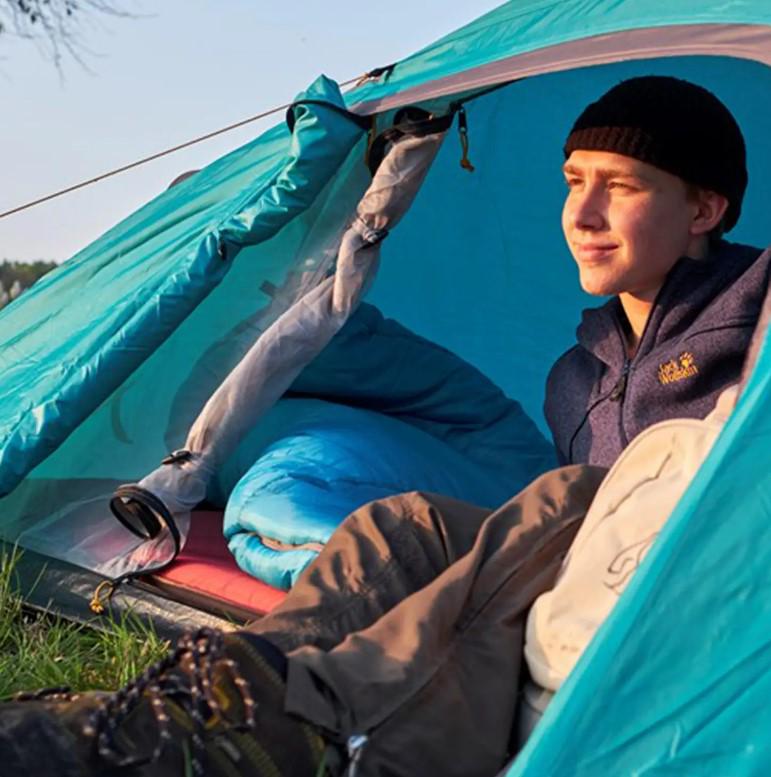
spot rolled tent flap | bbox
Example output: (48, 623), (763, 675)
(0, 75), (367, 498)
(217, 75), (370, 251)
(133, 128), (448, 534)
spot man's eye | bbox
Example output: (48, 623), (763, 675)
(609, 181), (636, 191)
(564, 177), (582, 188)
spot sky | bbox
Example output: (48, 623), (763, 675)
(0, 0), (501, 263)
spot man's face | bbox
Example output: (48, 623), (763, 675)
(561, 150), (699, 302)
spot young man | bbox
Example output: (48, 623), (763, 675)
(1, 77), (768, 777)
(546, 76), (766, 467)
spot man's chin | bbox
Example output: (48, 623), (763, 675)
(578, 273), (620, 297)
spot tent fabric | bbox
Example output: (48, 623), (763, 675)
(0, 1), (769, 775)
(287, 302), (556, 478)
(353, 24), (771, 115)
(349, 1), (771, 112)
(0, 0), (771, 493)
(4, 0), (770, 502)
(0, 75), (366, 498)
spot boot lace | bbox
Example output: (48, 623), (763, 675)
(83, 627), (256, 776)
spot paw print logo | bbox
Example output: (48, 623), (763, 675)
(658, 351), (699, 385)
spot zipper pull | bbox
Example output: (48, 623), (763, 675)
(457, 107), (475, 172)
(346, 734), (368, 777)
(89, 580), (116, 614)
(609, 360), (631, 402)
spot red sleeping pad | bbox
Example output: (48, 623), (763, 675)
(151, 510), (287, 619)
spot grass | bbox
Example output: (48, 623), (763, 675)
(0, 547), (171, 698)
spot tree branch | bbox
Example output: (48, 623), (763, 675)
(0, 1), (137, 69)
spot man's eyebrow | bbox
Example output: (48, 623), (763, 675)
(561, 163), (648, 181)
(599, 168), (647, 180)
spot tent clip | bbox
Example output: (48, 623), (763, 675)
(457, 107), (475, 173)
(89, 580), (116, 614)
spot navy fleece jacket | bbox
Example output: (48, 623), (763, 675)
(545, 241), (771, 467)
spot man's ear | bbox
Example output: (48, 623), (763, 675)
(690, 190), (729, 236)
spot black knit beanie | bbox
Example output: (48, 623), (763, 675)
(564, 76), (747, 232)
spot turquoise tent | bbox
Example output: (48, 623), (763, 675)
(1, 0), (770, 773)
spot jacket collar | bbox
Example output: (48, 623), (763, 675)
(576, 240), (763, 369)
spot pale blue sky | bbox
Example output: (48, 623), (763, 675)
(0, 0), (501, 262)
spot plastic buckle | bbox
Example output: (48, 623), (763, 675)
(161, 449), (192, 466)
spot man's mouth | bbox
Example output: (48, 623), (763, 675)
(575, 243), (619, 260)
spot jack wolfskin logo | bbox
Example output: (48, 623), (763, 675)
(658, 352), (699, 385)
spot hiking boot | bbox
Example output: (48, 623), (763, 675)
(0, 628), (331, 776)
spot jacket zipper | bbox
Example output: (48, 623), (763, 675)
(609, 273), (679, 446)
(608, 358), (631, 402)
(567, 356), (631, 463)
(345, 735), (369, 777)
(566, 382), (618, 463)
(609, 357), (631, 448)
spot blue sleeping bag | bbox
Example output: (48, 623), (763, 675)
(220, 303), (556, 589)
(223, 398), (533, 589)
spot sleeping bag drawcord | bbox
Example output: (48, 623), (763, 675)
(457, 106), (475, 172)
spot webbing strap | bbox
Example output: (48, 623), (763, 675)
(365, 109), (455, 175)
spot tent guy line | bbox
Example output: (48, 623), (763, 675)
(0, 74), (368, 223)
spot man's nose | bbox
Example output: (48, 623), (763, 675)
(570, 185), (606, 231)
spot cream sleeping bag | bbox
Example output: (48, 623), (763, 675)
(524, 385), (738, 692)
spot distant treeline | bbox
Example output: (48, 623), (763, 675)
(0, 260), (57, 308)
